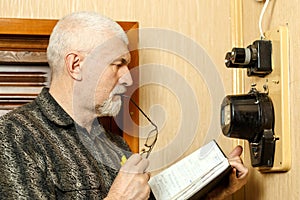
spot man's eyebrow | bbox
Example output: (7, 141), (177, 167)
(113, 57), (130, 65)
(121, 58), (129, 64)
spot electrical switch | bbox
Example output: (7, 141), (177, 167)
(225, 40), (272, 77)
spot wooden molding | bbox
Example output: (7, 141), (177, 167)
(0, 51), (47, 63)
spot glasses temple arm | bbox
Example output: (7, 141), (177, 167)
(122, 95), (158, 130)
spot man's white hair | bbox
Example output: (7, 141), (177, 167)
(47, 11), (129, 79)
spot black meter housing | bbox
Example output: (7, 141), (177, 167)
(221, 87), (277, 168)
(225, 40), (272, 77)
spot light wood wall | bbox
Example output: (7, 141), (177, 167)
(3, 0), (299, 199)
(0, 0), (235, 167)
(239, 0), (299, 199)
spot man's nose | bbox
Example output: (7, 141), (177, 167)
(119, 70), (133, 87)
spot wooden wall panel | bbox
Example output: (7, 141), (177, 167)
(0, 1), (244, 199)
(0, 0), (234, 156)
(233, 0), (299, 199)
(2, 0), (298, 198)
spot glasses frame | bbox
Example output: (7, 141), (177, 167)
(122, 95), (158, 158)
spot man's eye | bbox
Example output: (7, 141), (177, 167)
(113, 63), (123, 67)
(112, 58), (128, 67)
(117, 64), (123, 67)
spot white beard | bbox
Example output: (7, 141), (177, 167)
(95, 85), (126, 117)
(95, 96), (122, 117)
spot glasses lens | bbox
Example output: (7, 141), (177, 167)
(122, 95), (158, 158)
(145, 128), (158, 148)
(141, 128), (158, 158)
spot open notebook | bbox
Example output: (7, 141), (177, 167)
(149, 140), (232, 200)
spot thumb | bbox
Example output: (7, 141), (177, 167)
(228, 145), (243, 159)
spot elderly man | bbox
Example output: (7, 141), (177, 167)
(0, 12), (247, 199)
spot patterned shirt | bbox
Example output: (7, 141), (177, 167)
(0, 88), (134, 199)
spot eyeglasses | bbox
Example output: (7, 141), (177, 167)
(122, 95), (158, 158)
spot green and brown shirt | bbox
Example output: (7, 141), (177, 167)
(0, 88), (133, 199)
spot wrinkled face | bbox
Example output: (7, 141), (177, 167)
(76, 36), (132, 117)
(71, 37), (132, 120)
(95, 51), (132, 117)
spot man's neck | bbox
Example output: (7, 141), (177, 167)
(49, 79), (95, 133)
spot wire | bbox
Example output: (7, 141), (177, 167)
(259, 0), (271, 39)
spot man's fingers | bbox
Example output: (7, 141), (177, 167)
(144, 172), (151, 181)
(228, 145), (243, 159)
(121, 154), (149, 173)
(136, 158), (150, 172)
(125, 154), (142, 166)
(227, 146), (248, 180)
(229, 159), (248, 179)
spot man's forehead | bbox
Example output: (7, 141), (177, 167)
(87, 37), (129, 61)
(82, 38), (130, 73)
(95, 37), (128, 52)
(97, 36), (128, 51)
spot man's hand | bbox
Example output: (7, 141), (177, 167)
(105, 154), (151, 200)
(205, 145), (249, 200)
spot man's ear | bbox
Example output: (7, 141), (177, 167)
(65, 52), (82, 81)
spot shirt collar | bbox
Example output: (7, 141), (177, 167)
(35, 87), (74, 126)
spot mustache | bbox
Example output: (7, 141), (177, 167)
(110, 85), (127, 96)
